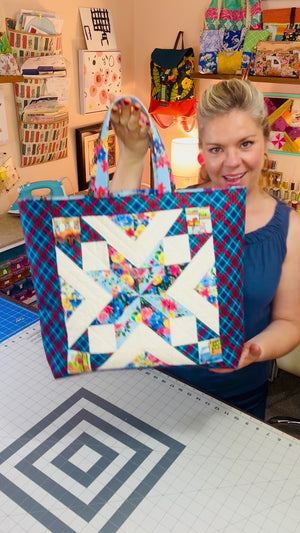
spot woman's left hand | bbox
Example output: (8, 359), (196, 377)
(209, 342), (262, 373)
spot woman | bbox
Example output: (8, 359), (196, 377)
(109, 79), (300, 419)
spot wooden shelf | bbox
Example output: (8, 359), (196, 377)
(191, 72), (300, 85)
(0, 75), (24, 83)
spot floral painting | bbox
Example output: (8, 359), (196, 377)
(79, 50), (121, 114)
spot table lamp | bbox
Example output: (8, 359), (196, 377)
(171, 137), (199, 189)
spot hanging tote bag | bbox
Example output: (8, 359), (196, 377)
(148, 31), (196, 129)
(216, 27), (246, 74)
(199, 0), (262, 74)
(204, 0), (262, 32)
(262, 7), (300, 41)
(19, 96), (245, 379)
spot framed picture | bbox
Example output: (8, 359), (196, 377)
(264, 93), (300, 156)
(75, 123), (117, 191)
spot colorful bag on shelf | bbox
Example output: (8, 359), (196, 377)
(148, 31), (196, 129)
(241, 29), (270, 71)
(204, 0), (262, 31)
(199, 13), (246, 74)
(18, 95), (246, 378)
(199, 0), (262, 74)
(262, 7), (300, 41)
(253, 40), (300, 78)
(217, 28), (246, 74)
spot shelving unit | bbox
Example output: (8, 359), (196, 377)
(0, 75), (24, 83)
(191, 72), (300, 85)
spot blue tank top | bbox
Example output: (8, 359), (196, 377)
(166, 199), (290, 404)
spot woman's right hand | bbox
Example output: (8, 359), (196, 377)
(111, 96), (150, 159)
(110, 97), (151, 192)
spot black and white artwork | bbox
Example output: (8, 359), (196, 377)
(79, 8), (117, 51)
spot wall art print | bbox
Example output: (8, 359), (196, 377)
(79, 7), (117, 51)
(76, 123), (117, 191)
(79, 50), (121, 115)
(264, 93), (300, 156)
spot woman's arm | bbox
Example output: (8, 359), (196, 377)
(238, 209), (300, 369)
(211, 210), (300, 372)
(109, 97), (150, 192)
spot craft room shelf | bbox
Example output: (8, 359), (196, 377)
(191, 72), (300, 85)
(0, 75), (24, 83)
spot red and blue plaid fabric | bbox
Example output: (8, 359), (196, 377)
(19, 96), (246, 379)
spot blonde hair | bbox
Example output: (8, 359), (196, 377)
(197, 79), (270, 145)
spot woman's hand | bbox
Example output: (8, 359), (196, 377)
(111, 96), (150, 160)
(109, 97), (151, 192)
(209, 341), (262, 373)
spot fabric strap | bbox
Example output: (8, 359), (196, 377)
(91, 96), (175, 196)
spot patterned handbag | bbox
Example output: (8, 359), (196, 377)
(216, 28), (246, 74)
(205, 0), (262, 31)
(241, 29), (271, 71)
(148, 31), (196, 129)
(19, 96), (245, 378)
(253, 40), (300, 77)
(262, 7), (300, 41)
(199, 0), (261, 74)
(199, 26), (246, 75)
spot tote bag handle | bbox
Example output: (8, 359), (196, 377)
(89, 95), (176, 197)
(174, 31), (185, 49)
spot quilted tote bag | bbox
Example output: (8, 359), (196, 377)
(216, 28), (246, 74)
(199, 0), (261, 74)
(204, 0), (262, 31)
(19, 96), (245, 378)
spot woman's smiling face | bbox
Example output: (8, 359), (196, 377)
(200, 109), (267, 193)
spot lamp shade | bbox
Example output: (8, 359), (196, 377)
(171, 137), (199, 189)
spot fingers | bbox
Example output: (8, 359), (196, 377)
(237, 342), (262, 369)
(210, 342), (263, 373)
(111, 97), (149, 134)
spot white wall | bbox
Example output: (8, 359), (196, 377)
(1, 0), (300, 213)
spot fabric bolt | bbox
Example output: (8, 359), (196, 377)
(166, 199), (290, 420)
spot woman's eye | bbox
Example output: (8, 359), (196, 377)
(241, 141), (253, 148)
(209, 147), (222, 154)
